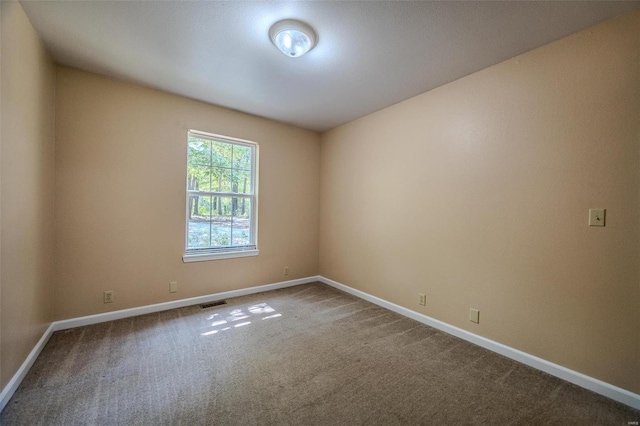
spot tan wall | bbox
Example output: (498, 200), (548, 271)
(54, 67), (320, 320)
(0, 2), (56, 388)
(2, 1), (637, 399)
(319, 10), (640, 393)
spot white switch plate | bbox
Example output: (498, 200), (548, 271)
(169, 281), (178, 293)
(469, 308), (480, 324)
(589, 208), (605, 227)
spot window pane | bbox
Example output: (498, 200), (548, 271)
(187, 195), (212, 248)
(187, 167), (211, 191)
(211, 167), (232, 192)
(232, 198), (251, 246)
(210, 168), (221, 192)
(188, 138), (211, 167)
(233, 145), (252, 171)
(212, 141), (232, 169)
(211, 197), (232, 247)
(187, 195), (213, 220)
(232, 169), (252, 194)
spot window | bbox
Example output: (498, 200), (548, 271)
(183, 130), (258, 262)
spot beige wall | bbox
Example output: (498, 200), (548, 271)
(1, 1), (638, 400)
(319, 10), (640, 394)
(0, 2), (56, 388)
(54, 67), (320, 320)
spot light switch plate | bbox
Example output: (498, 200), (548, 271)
(589, 208), (605, 227)
(469, 308), (480, 324)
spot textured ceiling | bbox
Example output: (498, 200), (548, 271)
(21, 1), (640, 132)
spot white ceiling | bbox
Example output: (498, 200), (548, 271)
(21, 1), (640, 133)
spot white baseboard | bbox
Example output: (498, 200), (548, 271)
(318, 275), (640, 410)
(0, 276), (318, 413)
(3, 275), (638, 413)
(52, 276), (318, 331)
(0, 323), (55, 413)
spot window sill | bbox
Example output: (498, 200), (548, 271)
(183, 249), (259, 263)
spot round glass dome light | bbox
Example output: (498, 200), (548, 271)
(269, 20), (317, 58)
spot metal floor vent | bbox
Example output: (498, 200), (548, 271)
(200, 300), (227, 309)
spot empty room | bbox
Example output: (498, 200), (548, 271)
(1, 1), (639, 424)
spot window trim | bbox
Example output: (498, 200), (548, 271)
(183, 249), (259, 263)
(183, 130), (259, 262)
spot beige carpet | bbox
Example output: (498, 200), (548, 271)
(2, 282), (638, 425)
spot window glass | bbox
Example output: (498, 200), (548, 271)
(185, 131), (258, 260)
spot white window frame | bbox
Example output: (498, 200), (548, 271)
(183, 130), (259, 262)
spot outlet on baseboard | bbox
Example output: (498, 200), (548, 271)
(170, 281), (178, 293)
(104, 291), (114, 303)
(418, 293), (426, 306)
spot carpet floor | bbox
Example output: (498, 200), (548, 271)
(2, 282), (638, 425)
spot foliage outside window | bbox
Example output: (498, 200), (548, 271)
(184, 130), (258, 262)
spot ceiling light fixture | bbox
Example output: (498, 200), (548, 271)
(269, 19), (317, 58)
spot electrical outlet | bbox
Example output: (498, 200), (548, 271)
(284, 267), (289, 276)
(104, 291), (114, 303)
(170, 281), (178, 293)
(469, 308), (480, 324)
(419, 293), (426, 306)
